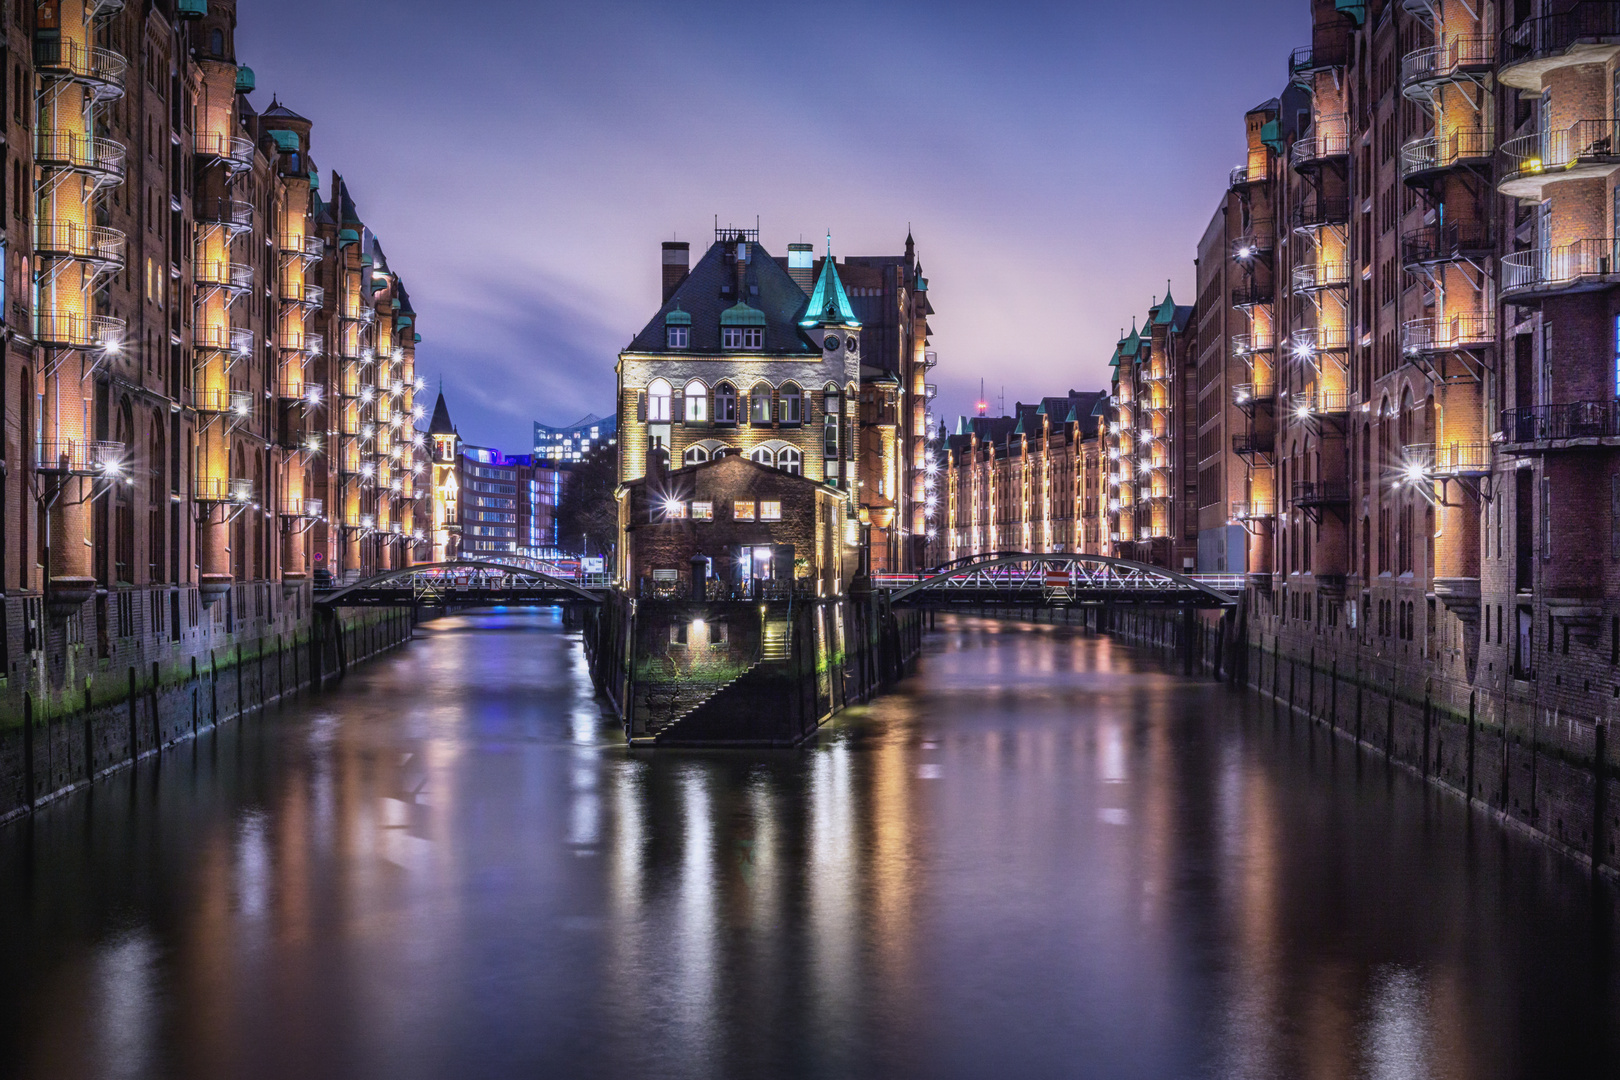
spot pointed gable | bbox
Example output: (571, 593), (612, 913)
(800, 250), (862, 329)
(428, 391), (455, 436)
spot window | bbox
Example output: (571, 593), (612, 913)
(683, 445), (709, 466)
(734, 500), (756, 520)
(647, 378), (672, 422)
(743, 327), (763, 349)
(667, 325), (688, 349)
(777, 447), (802, 475)
(750, 446), (776, 468)
(684, 380), (707, 422)
(760, 501), (782, 521)
(691, 501), (713, 521)
(715, 382), (737, 424)
(722, 327), (744, 350)
(750, 384), (772, 424)
(661, 500), (686, 520)
(779, 382), (802, 425)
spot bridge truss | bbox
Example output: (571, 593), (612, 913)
(881, 553), (1236, 609)
(316, 560), (607, 608)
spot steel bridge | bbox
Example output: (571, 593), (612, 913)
(315, 560), (608, 608)
(875, 552), (1238, 609)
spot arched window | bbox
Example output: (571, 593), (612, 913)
(647, 378), (672, 422)
(777, 447), (802, 475)
(683, 445), (710, 466)
(210, 29), (224, 57)
(714, 382), (737, 424)
(779, 382), (802, 425)
(684, 380), (708, 423)
(823, 383), (840, 414)
(750, 446), (776, 468)
(114, 400), (134, 584)
(750, 383), (772, 425)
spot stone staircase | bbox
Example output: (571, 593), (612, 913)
(641, 662), (762, 739)
(761, 619), (790, 661)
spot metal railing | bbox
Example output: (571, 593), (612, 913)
(276, 379), (323, 404)
(1233, 382), (1276, 408)
(1229, 164), (1268, 189)
(1232, 281), (1274, 308)
(193, 388), (255, 417)
(1399, 36), (1496, 92)
(1401, 129), (1494, 177)
(1290, 42), (1348, 76)
(1292, 260), (1351, 292)
(1293, 480), (1349, 504)
(193, 132), (255, 169)
(1406, 441), (1492, 475)
(1233, 431), (1275, 456)
(1291, 195), (1349, 231)
(279, 281), (325, 308)
(1501, 120), (1620, 184)
(281, 496), (324, 518)
(194, 325), (253, 354)
(1501, 238), (1620, 294)
(1232, 230), (1275, 258)
(1232, 332), (1274, 356)
(194, 475), (256, 503)
(278, 233), (326, 259)
(195, 197), (253, 229)
(35, 131), (126, 181)
(35, 221), (125, 266)
(34, 439), (123, 476)
(1289, 326), (1351, 355)
(278, 330), (324, 354)
(34, 38), (126, 96)
(195, 259), (253, 290)
(1401, 313), (1495, 354)
(1302, 389), (1351, 416)
(1401, 220), (1492, 266)
(1290, 122), (1352, 166)
(1501, 3), (1620, 71)
(34, 312), (125, 351)
(1231, 501), (1275, 520)
(1501, 400), (1620, 443)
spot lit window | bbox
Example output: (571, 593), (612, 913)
(683, 445), (710, 466)
(779, 383), (802, 425)
(692, 501), (713, 521)
(750, 446), (776, 468)
(684, 380), (708, 422)
(777, 447), (801, 475)
(760, 501), (782, 521)
(750, 384), (772, 425)
(647, 379), (672, 422)
(734, 500), (756, 520)
(714, 382), (737, 424)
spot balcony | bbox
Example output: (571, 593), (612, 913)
(34, 438), (123, 477)
(1291, 259), (1351, 293)
(1291, 195), (1349, 233)
(1400, 221), (1491, 270)
(34, 313), (125, 351)
(1295, 388), (1351, 420)
(1500, 239), (1620, 302)
(1402, 129), (1494, 185)
(194, 325), (253, 355)
(195, 259), (253, 292)
(1500, 120), (1620, 198)
(1231, 501), (1275, 521)
(1400, 36), (1496, 100)
(35, 221), (125, 270)
(1290, 42), (1348, 79)
(193, 132), (255, 173)
(1290, 120), (1351, 169)
(1232, 332), (1274, 358)
(1233, 381), (1276, 413)
(343, 305), (376, 326)
(1405, 441), (1492, 477)
(281, 496), (324, 519)
(1499, 3), (1620, 91)
(279, 281), (326, 309)
(193, 388), (255, 419)
(1233, 430), (1275, 458)
(1501, 400), (1620, 448)
(1231, 280), (1274, 309)
(277, 379), (323, 406)
(33, 37), (126, 100)
(195, 197), (253, 231)
(278, 233), (326, 259)
(1292, 480), (1350, 506)
(278, 330), (324, 354)
(1401, 313), (1494, 356)
(1232, 230), (1275, 260)
(35, 131), (126, 186)
(1229, 164), (1269, 191)
(194, 476), (255, 504)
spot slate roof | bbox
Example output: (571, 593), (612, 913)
(626, 240), (816, 355)
(262, 97), (310, 123)
(428, 391), (455, 436)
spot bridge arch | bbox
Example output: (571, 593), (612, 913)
(887, 552), (1235, 608)
(318, 560), (605, 607)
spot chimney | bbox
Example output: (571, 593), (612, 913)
(661, 242), (689, 303)
(787, 243), (815, 293)
(733, 240), (749, 302)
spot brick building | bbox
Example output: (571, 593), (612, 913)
(425, 391), (564, 560)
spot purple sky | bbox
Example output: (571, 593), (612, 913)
(236, 0), (1308, 451)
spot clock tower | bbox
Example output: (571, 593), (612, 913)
(798, 239), (862, 492)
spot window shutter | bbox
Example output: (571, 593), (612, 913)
(672, 393), (684, 423)
(635, 391), (646, 422)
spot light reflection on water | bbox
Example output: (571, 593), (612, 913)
(0, 610), (1615, 1079)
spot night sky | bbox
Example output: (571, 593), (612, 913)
(235, 0), (1307, 452)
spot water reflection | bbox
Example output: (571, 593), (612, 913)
(0, 611), (1615, 1079)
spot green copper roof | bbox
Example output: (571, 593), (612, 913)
(1261, 119), (1283, 154)
(268, 129), (299, 153)
(1152, 290), (1177, 325)
(719, 302), (766, 327)
(414, 333), (422, 343)
(177, 0), (206, 15)
(664, 306), (691, 326)
(338, 228), (359, 246)
(1123, 325), (1141, 354)
(798, 247), (862, 329)
(397, 315), (413, 328)
(234, 67), (255, 93)
(1335, 0), (1366, 25)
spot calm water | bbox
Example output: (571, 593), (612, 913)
(0, 611), (1616, 1079)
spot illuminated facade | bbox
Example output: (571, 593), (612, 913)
(533, 411), (615, 464)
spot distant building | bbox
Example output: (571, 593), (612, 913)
(534, 413), (617, 463)
(426, 391), (567, 560)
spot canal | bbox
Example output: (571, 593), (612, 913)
(0, 610), (1615, 1079)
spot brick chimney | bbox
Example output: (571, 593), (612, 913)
(661, 242), (689, 303)
(786, 243), (815, 293)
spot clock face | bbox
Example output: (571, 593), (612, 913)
(845, 336), (858, 353)
(823, 335), (839, 351)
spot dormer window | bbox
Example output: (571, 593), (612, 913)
(720, 303), (765, 351)
(664, 306), (690, 349)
